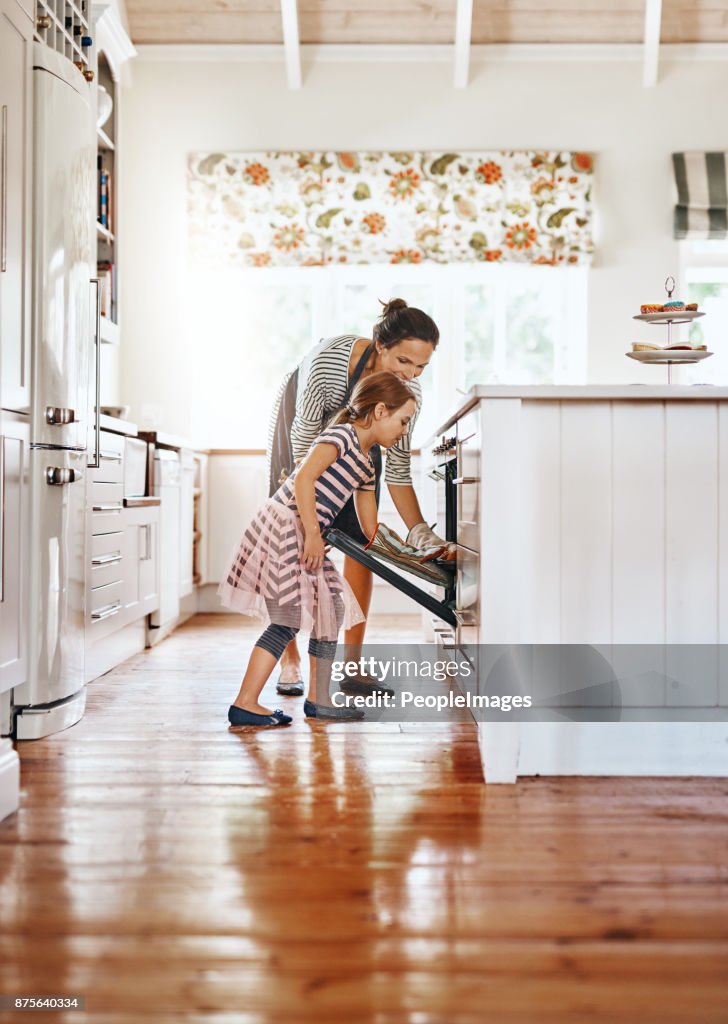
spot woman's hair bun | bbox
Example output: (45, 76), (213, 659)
(379, 297), (408, 319)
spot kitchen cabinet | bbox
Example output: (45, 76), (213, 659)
(179, 448), (194, 597)
(86, 429), (125, 642)
(123, 501), (160, 621)
(0, 407), (26, 817)
(0, 0), (32, 413)
(85, 425), (160, 682)
(192, 452), (208, 585)
(435, 385), (728, 783)
(0, 411), (29, 700)
(141, 436), (197, 636)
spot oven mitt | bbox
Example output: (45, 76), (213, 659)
(407, 522), (458, 560)
(364, 523), (453, 586)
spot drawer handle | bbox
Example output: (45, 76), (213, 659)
(91, 553), (122, 567)
(100, 451), (123, 462)
(140, 523), (152, 561)
(92, 601), (122, 621)
(93, 503), (123, 512)
(452, 476), (479, 486)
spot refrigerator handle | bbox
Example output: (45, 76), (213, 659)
(89, 278), (101, 468)
(1, 105), (7, 273)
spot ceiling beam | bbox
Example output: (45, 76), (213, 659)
(642, 0), (662, 87)
(454, 0), (473, 88)
(280, 0), (301, 90)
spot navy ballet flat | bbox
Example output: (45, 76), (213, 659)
(228, 705), (292, 727)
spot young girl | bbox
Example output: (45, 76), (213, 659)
(219, 371), (418, 726)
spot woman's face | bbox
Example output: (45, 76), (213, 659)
(375, 337), (435, 381)
(373, 398), (417, 449)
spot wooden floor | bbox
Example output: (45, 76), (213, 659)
(1, 614), (727, 1023)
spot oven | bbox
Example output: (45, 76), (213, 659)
(431, 425), (480, 655)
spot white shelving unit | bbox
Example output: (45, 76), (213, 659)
(34, 0), (94, 77)
(95, 47), (117, 344)
(91, 2), (134, 350)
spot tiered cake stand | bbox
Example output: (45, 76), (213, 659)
(626, 278), (711, 384)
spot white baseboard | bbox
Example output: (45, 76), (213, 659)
(0, 739), (20, 823)
(478, 722), (728, 782)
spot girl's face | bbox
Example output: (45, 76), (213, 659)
(372, 398), (417, 449)
(375, 338), (434, 381)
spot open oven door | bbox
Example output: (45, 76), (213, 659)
(325, 528), (457, 627)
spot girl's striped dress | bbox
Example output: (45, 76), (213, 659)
(218, 423), (374, 641)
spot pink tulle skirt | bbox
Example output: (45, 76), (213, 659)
(217, 499), (365, 641)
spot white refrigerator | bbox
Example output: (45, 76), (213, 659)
(12, 45), (95, 739)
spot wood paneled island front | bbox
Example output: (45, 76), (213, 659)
(430, 386), (728, 783)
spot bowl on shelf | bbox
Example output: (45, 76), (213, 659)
(96, 85), (113, 129)
(100, 405), (131, 420)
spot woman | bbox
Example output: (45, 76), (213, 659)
(268, 298), (450, 697)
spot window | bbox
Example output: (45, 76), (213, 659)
(186, 263), (588, 448)
(679, 241), (728, 384)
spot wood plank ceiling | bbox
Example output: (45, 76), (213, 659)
(126, 0), (728, 46)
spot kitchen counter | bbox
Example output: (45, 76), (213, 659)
(138, 429), (195, 451)
(436, 385), (728, 783)
(99, 413), (139, 436)
(434, 384), (728, 436)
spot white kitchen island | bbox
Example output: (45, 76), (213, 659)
(433, 386), (728, 783)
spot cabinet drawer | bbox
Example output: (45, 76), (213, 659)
(90, 480), (124, 514)
(90, 531), (124, 589)
(89, 580), (123, 620)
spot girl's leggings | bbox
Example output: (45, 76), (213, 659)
(254, 595), (344, 662)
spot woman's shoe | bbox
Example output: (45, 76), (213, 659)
(338, 676), (394, 698)
(228, 705), (292, 727)
(276, 665), (305, 697)
(303, 699), (365, 721)
(276, 677), (304, 697)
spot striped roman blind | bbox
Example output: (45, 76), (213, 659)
(672, 152), (728, 239)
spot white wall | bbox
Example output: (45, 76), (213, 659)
(120, 54), (728, 438)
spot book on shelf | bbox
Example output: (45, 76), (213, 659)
(97, 154), (113, 233)
(97, 261), (114, 320)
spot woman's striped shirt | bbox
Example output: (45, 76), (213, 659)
(269, 334), (421, 487)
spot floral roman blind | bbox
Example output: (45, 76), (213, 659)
(187, 150), (595, 268)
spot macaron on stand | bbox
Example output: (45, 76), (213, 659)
(627, 275), (711, 383)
